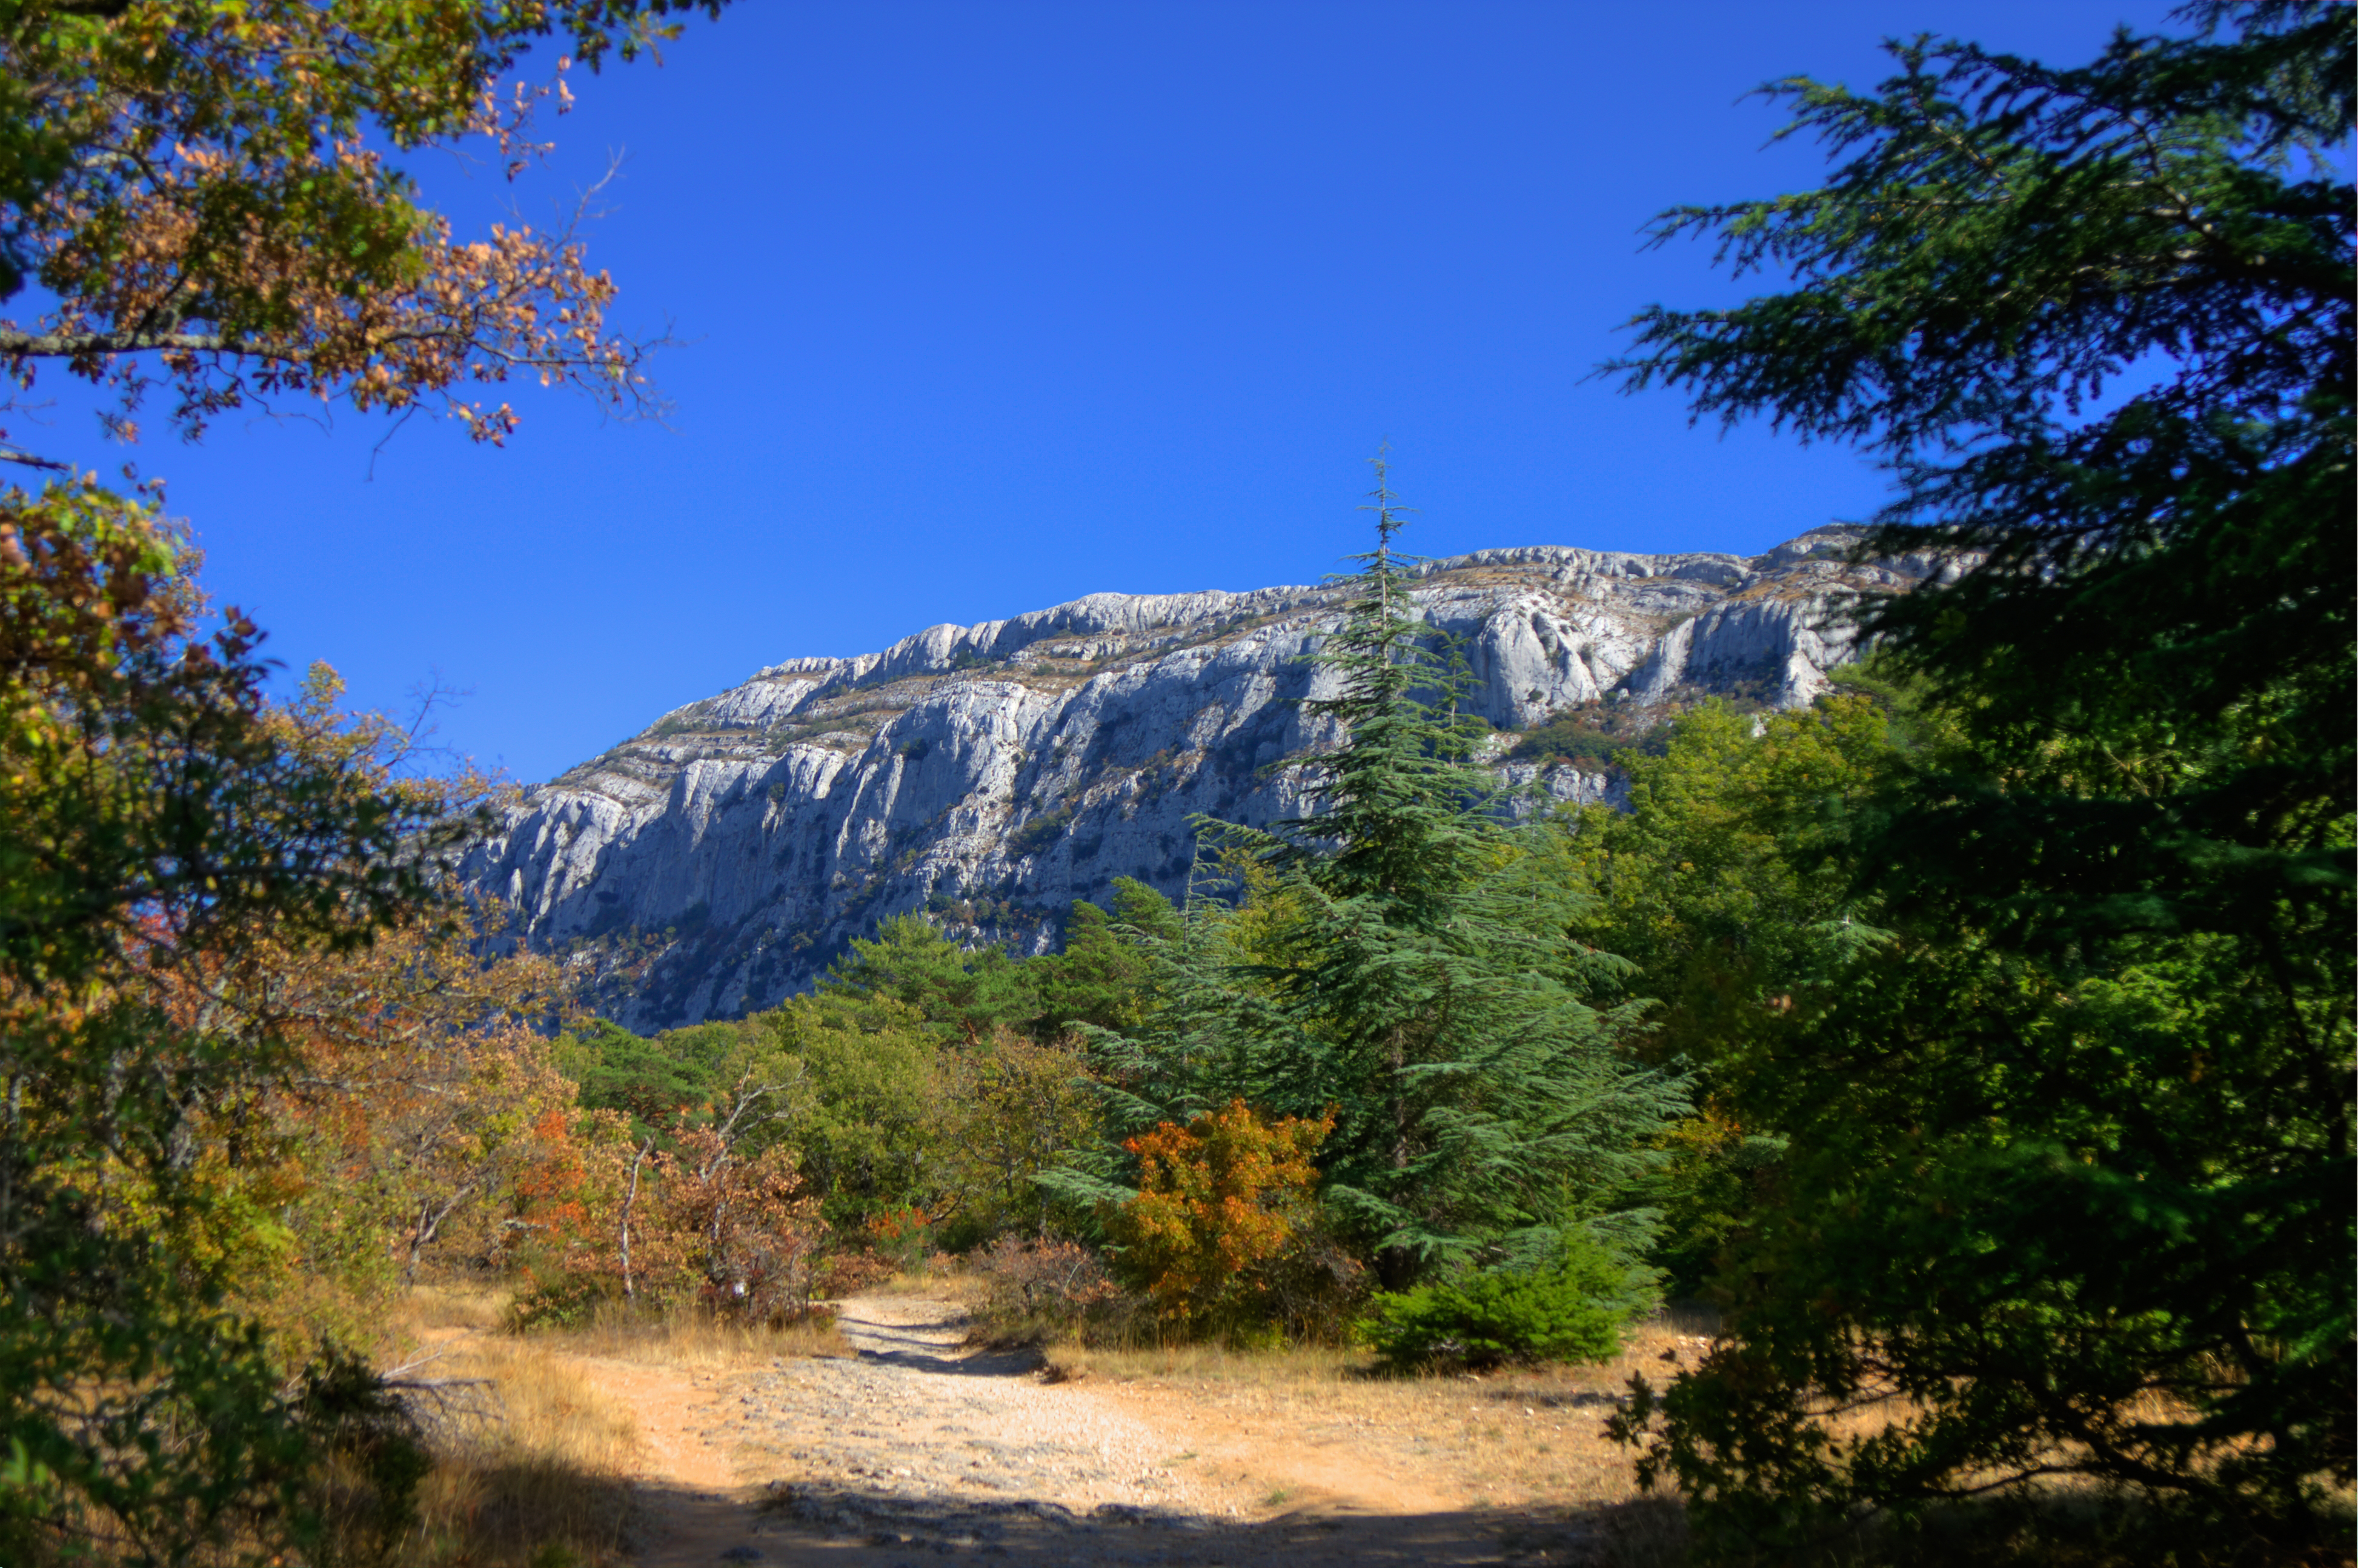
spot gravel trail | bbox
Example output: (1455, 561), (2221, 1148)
(737, 1297), (1223, 1541)
(618, 1295), (1584, 1567)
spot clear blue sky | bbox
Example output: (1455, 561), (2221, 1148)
(60, 0), (2178, 784)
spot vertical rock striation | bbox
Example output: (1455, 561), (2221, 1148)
(462, 530), (1925, 1027)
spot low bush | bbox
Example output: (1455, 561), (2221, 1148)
(814, 1246), (897, 1299)
(504, 1120), (829, 1334)
(1007, 806), (1074, 859)
(1361, 1232), (1649, 1372)
(1104, 1099), (1354, 1343)
(1503, 709), (1664, 771)
(504, 1256), (617, 1333)
(968, 1237), (1132, 1347)
(808, 1204), (934, 1297)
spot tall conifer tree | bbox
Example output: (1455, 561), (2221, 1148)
(1606, 4), (2353, 1554)
(1069, 457), (1682, 1289)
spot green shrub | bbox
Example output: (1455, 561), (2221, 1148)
(1008, 806), (1073, 859)
(1503, 709), (1658, 769)
(1360, 1232), (1647, 1372)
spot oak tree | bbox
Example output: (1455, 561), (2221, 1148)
(0, 0), (726, 459)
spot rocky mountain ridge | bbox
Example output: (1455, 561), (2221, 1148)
(463, 530), (1935, 1028)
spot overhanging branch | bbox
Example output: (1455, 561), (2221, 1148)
(0, 329), (226, 357)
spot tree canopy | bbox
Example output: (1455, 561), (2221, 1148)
(0, 3), (734, 1555)
(0, 0), (726, 459)
(1055, 463), (1685, 1291)
(1604, 4), (2353, 1558)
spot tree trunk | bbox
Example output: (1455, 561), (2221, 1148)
(619, 1137), (654, 1301)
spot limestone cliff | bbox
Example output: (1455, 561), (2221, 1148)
(462, 530), (1925, 1027)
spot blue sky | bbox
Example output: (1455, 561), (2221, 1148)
(50, 0), (2178, 783)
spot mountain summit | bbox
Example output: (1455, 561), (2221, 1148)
(464, 530), (1933, 1027)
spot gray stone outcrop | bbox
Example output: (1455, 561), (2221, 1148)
(462, 529), (1924, 1028)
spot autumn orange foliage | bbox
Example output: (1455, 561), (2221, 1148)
(2, 0), (712, 457)
(1108, 1098), (1335, 1334)
(501, 1101), (829, 1329)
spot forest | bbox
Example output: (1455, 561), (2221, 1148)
(0, 1), (2347, 1566)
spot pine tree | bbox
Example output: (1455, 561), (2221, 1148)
(1605, 4), (2353, 1553)
(1066, 456), (1684, 1291)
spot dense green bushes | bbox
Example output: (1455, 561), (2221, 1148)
(1361, 1230), (1652, 1372)
(1595, 5), (2354, 1559)
(1503, 708), (1661, 771)
(1006, 806), (1075, 859)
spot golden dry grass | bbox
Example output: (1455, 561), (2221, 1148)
(382, 1324), (642, 1567)
(1047, 1308), (1719, 1521)
(851, 1264), (990, 1303)
(399, 1280), (511, 1332)
(554, 1303), (856, 1368)
(370, 1283), (854, 1566)
(396, 1278), (858, 1367)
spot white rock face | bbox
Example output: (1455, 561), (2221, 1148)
(462, 529), (1924, 1028)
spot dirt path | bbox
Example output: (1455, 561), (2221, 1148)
(577, 1295), (1606, 1567)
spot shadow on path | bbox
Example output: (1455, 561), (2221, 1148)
(832, 1311), (1043, 1378)
(629, 1478), (1618, 1567)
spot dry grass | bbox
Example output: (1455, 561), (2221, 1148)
(399, 1280), (511, 1332)
(554, 1302), (855, 1368)
(396, 1280), (857, 1368)
(386, 1327), (642, 1568)
(852, 1263), (989, 1304)
(1048, 1308), (1719, 1521)
(1593, 1496), (1695, 1568)
(368, 1283), (855, 1566)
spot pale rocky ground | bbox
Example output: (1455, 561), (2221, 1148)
(465, 532), (1939, 1030)
(568, 1295), (1657, 1567)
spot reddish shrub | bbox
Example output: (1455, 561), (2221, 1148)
(1106, 1099), (1352, 1338)
(970, 1235), (1126, 1347)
